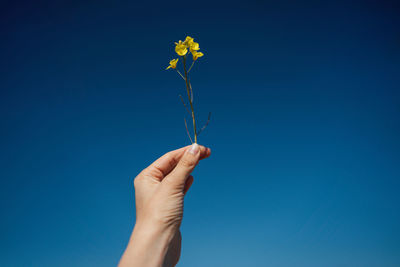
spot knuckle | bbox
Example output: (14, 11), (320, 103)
(145, 166), (164, 180)
(165, 153), (177, 170)
(179, 156), (196, 169)
(133, 175), (143, 188)
(163, 152), (172, 161)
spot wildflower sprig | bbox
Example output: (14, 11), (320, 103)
(166, 35), (210, 144)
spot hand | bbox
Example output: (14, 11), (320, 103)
(119, 143), (211, 267)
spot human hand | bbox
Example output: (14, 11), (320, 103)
(119, 143), (211, 267)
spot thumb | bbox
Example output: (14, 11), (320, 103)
(164, 143), (201, 187)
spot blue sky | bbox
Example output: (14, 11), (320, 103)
(1, 0), (399, 266)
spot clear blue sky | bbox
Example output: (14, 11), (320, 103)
(1, 0), (399, 266)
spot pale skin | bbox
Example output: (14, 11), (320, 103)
(118, 143), (211, 267)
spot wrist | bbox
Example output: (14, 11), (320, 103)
(133, 220), (177, 246)
(119, 221), (177, 267)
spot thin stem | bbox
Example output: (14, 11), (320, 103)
(186, 61), (194, 101)
(175, 70), (186, 80)
(183, 117), (193, 144)
(187, 61), (195, 73)
(179, 94), (191, 116)
(182, 55), (197, 143)
(197, 112), (211, 136)
(189, 82), (193, 103)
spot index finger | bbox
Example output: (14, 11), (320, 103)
(142, 145), (211, 180)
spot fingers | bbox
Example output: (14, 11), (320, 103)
(143, 144), (211, 180)
(164, 143), (208, 187)
(142, 146), (188, 180)
(184, 175), (194, 195)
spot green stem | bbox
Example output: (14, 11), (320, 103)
(187, 61), (195, 73)
(176, 70), (186, 80)
(182, 55), (197, 143)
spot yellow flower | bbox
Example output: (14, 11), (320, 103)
(192, 51), (204, 61)
(175, 40), (188, 56)
(166, 58), (179, 70)
(189, 42), (200, 53)
(183, 36), (194, 47)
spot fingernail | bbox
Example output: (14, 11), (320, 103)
(188, 143), (199, 155)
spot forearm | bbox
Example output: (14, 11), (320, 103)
(118, 222), (176, 267)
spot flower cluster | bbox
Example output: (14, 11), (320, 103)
(166, 36), (204, 70)
(165, 35), (210, 144)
